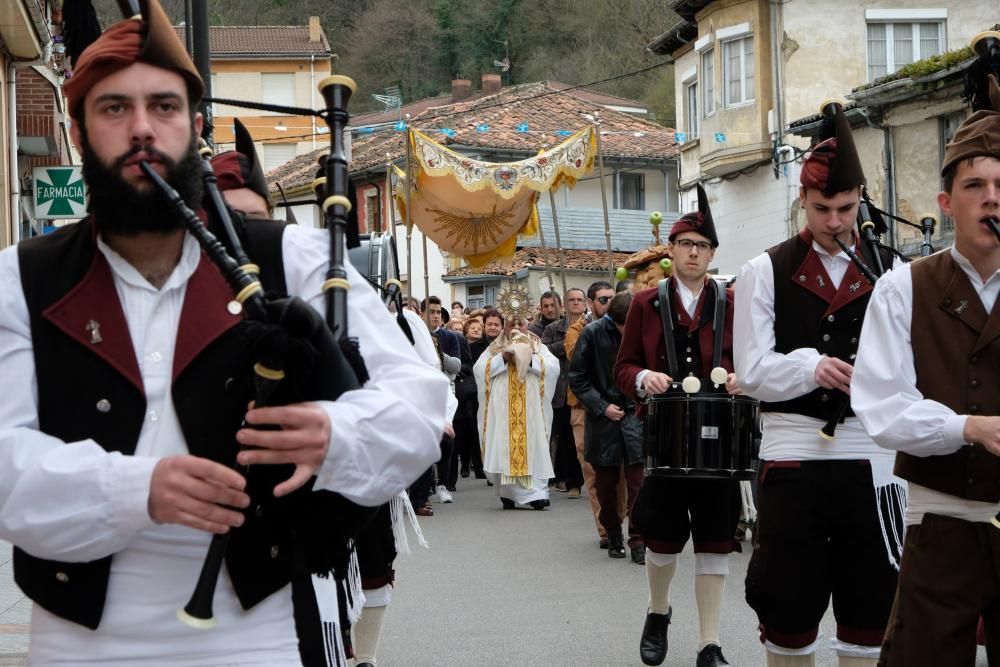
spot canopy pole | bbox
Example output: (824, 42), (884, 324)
(532, 139), (557, 295)
(548, 189), (569, 296)
(384, 152), (393, 235)
(593, 118), (615, 285)
(404, 119), (414, 309)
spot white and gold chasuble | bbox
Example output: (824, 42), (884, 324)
(474, 331), (558, 488)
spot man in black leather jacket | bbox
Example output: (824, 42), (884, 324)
(568, 292), (643, 561)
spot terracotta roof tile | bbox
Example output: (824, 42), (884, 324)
(444, 247), (634, 278)
(173, 26), (331, 57)
(267, 81), (678, 193)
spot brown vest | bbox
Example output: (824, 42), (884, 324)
(896, 250), (1000, 501)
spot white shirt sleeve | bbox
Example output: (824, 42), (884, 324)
(734, 252), (823, 401)
(0, 247), (158, 562)
(852, 264), (969, 457)
(276, 227), (448, 506)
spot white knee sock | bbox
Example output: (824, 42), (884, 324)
(352, 604), (386, 665)
(766, 650), (816, 667)
(694, 574), (725, 649)
(645, 551), (677, 615)
(837, 657), (877, 667)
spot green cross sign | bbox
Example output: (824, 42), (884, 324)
(34, 166), (86, 219)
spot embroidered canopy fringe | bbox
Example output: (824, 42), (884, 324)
(393, 129), (596, 266)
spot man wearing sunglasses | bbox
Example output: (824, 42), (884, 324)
(615, 185), (740, 667)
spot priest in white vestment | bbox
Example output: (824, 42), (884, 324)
(474, 321), (559, 509)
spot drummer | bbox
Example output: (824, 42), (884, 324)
(614, 185), (740, 667)
(733, 102), (899, 667)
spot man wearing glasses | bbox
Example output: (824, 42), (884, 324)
(615, 185), (740, 667)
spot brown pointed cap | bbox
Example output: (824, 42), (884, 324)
(669, 184), (719, 247)
(800, 100), (865, 196)
(64, 0), (203, 121)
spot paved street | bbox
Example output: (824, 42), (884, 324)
(0, 482), (988, 666)
(379, 479), (847, 667)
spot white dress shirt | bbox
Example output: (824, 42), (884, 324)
(853, 247), (1000, 525)
(0, 225), (448, 665)
(734, 240), (892, 463)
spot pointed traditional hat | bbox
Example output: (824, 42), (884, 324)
(669, 184), (719, 247)
(943, 31), (1000, 175)
(800, 100), (865, 196)
(211, 119), (271, 207)
(64, 0), (203, 121)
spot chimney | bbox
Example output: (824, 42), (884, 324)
(451, 78), (472, 102)
(308, 16), (321, 43)
(482, 73), (502, 95)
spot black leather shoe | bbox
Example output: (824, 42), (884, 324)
(474, 469), (487, 479)
(500, 497), (515, 510)
(608, 536), (626, 558)
(631, 545), (646, 564)
(695, 643), (730, 667)
(529, 499), (550, 510)
(639, 607), (671, 665)
(356, 663), (374, 667)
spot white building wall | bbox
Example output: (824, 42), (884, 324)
(696, 161), (801, 275)
(391, 220), (448, 303)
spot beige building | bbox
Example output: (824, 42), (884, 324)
(650, 0), (987, 272)
(177, 18), (334, 174)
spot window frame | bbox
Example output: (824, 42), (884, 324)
(701, 48), (715, 117)
(722, 35), (754, 108)
(685, 81), (699, 138)
(865, 20), (946, 81)
(618, 172), (645, 211)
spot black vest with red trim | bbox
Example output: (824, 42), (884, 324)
(15, 217), (367, 629)
(668, 279), (710, 379)
(761, 231), (892, 421)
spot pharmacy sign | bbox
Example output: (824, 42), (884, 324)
(34, 166), (86, 219)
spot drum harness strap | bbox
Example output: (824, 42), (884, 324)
(656, 279), (680, 378)
(657, 278), (727, 378)
(711, 279), (726, 371)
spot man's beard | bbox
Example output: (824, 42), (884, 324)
(81, 131), (204, 236)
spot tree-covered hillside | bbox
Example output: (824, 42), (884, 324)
(88, 0), (677, 125)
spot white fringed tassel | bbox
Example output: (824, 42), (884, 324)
(343, 543), (365, 625)
(391, 491), (429, 555)
(876, 481), (908, 571)
(740, 480), (758, 523)
(312, 571), (346, 667)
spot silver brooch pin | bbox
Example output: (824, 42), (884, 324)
(85, 320), (103, 345)
(849, 281), (861, 292)
(955, 300), (969, 315)
(816, 275), (826, 288)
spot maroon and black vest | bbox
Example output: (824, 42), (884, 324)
(895, 250), (1000, 501)
(761, 232), (892, 421)
(16, 218), (368, 629)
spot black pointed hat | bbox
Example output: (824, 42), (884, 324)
(669, 184), (719, 247)
(210, 119), (272, 208)
(800, 100), (866, 196)
(233, 119), (270, 203)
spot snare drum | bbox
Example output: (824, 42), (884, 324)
(644, 380), (759, 480)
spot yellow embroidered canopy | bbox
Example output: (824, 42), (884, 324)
(394, 128), (596, 266)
